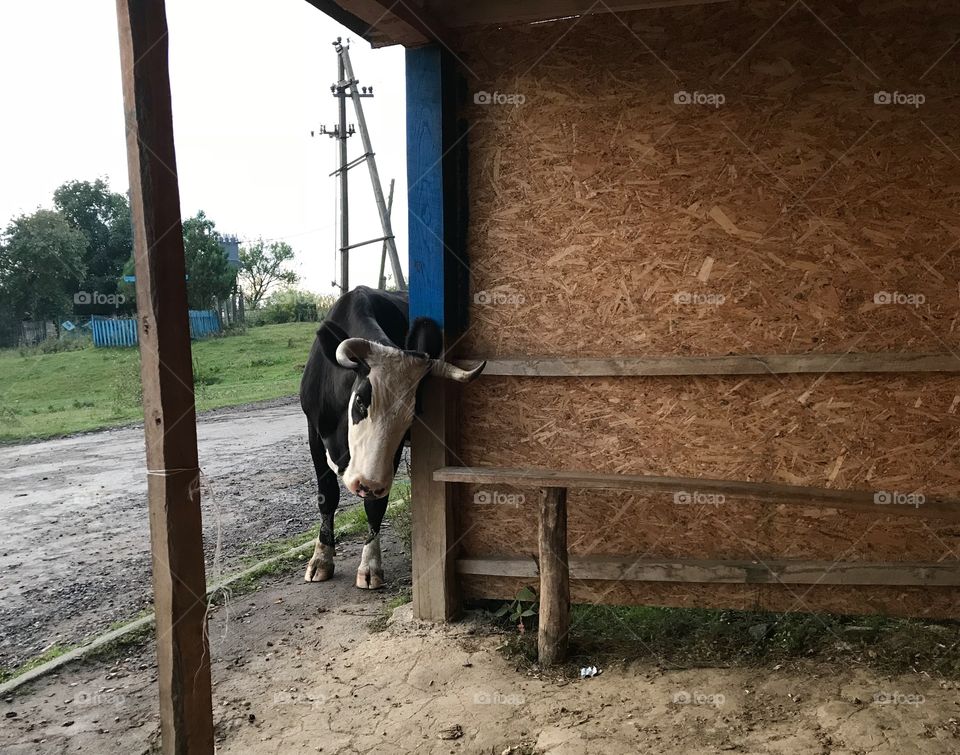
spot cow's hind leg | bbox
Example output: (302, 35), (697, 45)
(356, 497), (387, 589)
(305, 428), (341, 582)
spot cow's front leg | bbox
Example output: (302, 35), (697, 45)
(305, 512), (336, 582)
(305, 464), (340, 582)
(357, 496), (387, 589)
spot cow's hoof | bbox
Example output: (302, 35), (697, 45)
(356, 567), (385, 590)
(356, 536), (383, 589)
(304, 541), (335, 582)
(305, 560), (334, 582)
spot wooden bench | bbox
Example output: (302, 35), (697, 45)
(434, 466), (960, 664)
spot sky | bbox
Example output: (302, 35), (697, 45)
(0, 0), (408, 295)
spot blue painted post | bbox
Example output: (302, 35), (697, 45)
(407, 45), (465, 621)
(407, 46), (446, 328)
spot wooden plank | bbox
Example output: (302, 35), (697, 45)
(304, 0), (454, 48)
(434, 466), (960, 521)
(115, 2), (214, 753)
(428, 0), (735, 28)
(537, 487), (569, 665)
(458, 556), (960, 586)
(455, 353), (960, 377)
(408, 46), (461, 621)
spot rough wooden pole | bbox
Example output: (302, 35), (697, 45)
(407, 45), (462, 621)
(538, 487), (570, 665)
(115, 2), (214, 753)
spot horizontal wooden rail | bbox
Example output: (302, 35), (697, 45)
(434, 466), (960, 521)
(458, 556), (960, 587)
(456, 352), (960, 377)
(439, 466), (960, 662)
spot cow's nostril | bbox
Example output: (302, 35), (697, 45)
(374, 488), (385, 497)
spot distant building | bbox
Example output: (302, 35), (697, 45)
(218, 234), (244, 326)
(219, 234), (241, 268)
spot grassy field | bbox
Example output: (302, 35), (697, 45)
(0, 322), (319, 443)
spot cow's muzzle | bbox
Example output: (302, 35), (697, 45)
(348, 476), (388, 499)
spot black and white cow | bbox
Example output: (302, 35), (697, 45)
(299, 285), (484, 588)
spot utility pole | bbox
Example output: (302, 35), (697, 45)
(378, 178), (395, 290)
(314, 51), (356, 294)
(337, 51), (349, 293)
(313, 38), (406, 295)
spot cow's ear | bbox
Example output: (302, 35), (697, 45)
(405, 317), (443, 359)
(317, 320), (348, 365)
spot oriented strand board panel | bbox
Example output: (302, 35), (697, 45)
(458, 376), (960, 562)
(458, 1), (960, 358)
(453, 2), (960, 617)
(461, 576), (960, 620)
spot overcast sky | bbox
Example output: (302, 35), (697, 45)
(0, 0), (407, 295)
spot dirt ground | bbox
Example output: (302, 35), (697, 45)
(2, 520), (958, 755)
(0, 397), (362, 670)
(3, 403), (959, 754)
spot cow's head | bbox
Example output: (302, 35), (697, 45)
(335, 318), (484, 499)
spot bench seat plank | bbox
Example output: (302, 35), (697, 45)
(434, 466), (960, 521)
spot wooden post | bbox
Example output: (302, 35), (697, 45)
(538, 487), (570, 665)
(406, 45), (465, 621)
(115, 2), (214, 753)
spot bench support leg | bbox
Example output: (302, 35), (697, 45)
(538, 486), (570, 665)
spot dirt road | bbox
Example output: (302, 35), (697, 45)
(0, 398), (358, 671)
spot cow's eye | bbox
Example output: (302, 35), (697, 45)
(354, 396), (367, 417)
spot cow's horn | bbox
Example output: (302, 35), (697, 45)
(430, 359), (487, 383)
(336, 338), (373, 368)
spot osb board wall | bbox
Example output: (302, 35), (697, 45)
(456, 375), (960, 561)
(460, 576), (960, 620)
(451, 2), (960, 616)
(457, 0), (960, 357)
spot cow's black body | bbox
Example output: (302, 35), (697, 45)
(299, 286), (437, 559)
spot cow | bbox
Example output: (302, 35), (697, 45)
(299, 285), (485, 588)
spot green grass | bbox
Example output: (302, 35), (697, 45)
(0, 322), (319, 443)
(248, 486), (412, 565)
(0, 643), (78, 684)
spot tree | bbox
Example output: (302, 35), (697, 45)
(181, 211), (236, 310)
(258, 288), (335, 324)
(0, 210), (86, 325)
(238, 239), (298, 309)
(53, 178), (132, 312)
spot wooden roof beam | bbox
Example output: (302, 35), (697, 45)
(424, 0), (734, 28)
(304, 0), (455, 48)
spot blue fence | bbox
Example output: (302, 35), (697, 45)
(188, 310), (221, 340)
(91, 317), (139, 347)
(91, 310), (221, 348)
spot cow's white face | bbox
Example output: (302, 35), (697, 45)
(336, 338), (484, 499)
